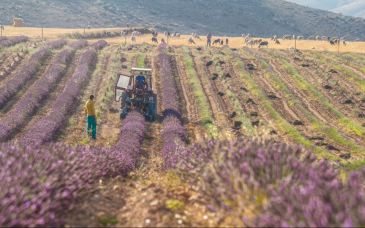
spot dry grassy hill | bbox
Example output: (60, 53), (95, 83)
(1, 0), (365, 39)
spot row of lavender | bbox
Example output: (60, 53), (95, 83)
(21, 47), (97, 145)
(0, 49), (74, 141)
(177, 138), (365, 227)
(0, 48), (51, 108)
(0, 36), (28, 48)
(156, 43), (187, 168)
(0, 40), (88, 142)
(0, 39), (69, 108)
(0, 41), (147, 226)
(0, 112), (146, 226)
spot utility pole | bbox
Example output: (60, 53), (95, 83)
(0, 25), (3, 37)
(337, 37), (340, 55)
(294, 35), (297, 51)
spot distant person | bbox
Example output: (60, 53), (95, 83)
(226, 38), (229, 46)
(207, 32), (212, 47)
(84, 95), (97, 140)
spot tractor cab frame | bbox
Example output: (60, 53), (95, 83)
(115, 67), (156, 121)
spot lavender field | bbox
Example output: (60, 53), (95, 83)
(0, 36), (365, 227)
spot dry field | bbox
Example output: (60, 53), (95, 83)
(3, 26), (365, 53)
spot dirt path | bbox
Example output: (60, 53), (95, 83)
(192, 49), (235, 139)
(173, 48), (205, 142)
(59, 47), (121, 146)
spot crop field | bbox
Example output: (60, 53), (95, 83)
(3, 26), (365, 53)
(1, 33), (365, 227)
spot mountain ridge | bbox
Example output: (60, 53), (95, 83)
(0, 0), (365, 39)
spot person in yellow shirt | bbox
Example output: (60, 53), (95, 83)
(84, 95), (96, 140)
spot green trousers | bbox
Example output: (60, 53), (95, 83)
(87, 116), (97, 139)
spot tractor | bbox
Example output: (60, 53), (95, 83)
(115, 67), (157, 121)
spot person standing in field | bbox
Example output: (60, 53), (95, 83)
(84, 95), (97, 140)
(207, 32), (212, 47)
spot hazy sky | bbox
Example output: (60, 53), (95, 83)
(286, 0), (365, 18)
(286, 0), (337, 10)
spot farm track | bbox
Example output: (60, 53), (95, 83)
(174, 48), (205, 141)
(14, 50), (81, 139)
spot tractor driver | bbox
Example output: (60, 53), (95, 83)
(124, 86), (133, 107)
(136, 74), (147, 90)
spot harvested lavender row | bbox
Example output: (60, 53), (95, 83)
(156, 43), (187, 168)
(0, 112), (145, 226)
(157, 43), (181, 118)
(177, 139), (365, 227)
(45, 39), (67, 49)
(113, 111), (146, 171)
(21, 48), (97, 145)
(0, 48), (51, 108)
(67, 40), (88, 49)
(0, 49), (75, 142)
(0, 36), (28, 48)
(91, 40), (108, 50)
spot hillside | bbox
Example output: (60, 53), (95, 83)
(0, 0), (365, 39)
